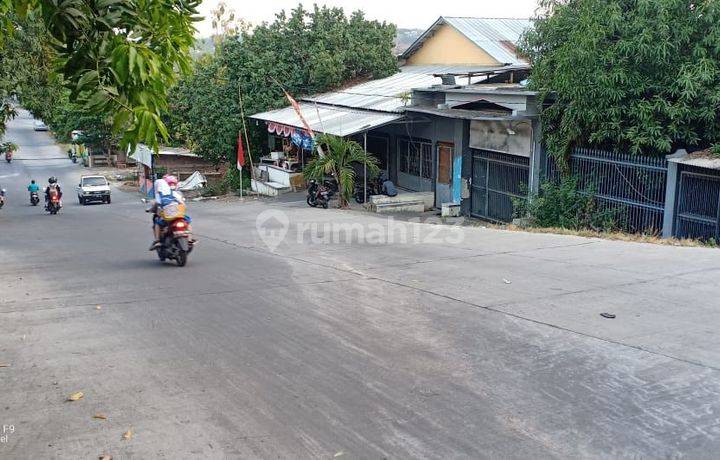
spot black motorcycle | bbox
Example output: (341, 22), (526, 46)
(354, 176), (383, 204)
(30, 191), (39, 206)
(306, 179), (330, 209)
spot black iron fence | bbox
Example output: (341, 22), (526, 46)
(544, 148), (668, 234)
(674, 165), (720, 241)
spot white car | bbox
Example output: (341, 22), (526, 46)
(33, 120), (49, 131)
(77, 175), (111, 205)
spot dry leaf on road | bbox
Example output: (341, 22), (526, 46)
(99, 456), (112, 460)
(67, 391), (84, 401)
(96, 305), (102, 310)
(122, 428), (133, 440)
(93, 414), (107, 420)
(0, 363), (9, 368)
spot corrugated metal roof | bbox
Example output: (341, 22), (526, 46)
(130, 144), (198, 168)
(401, 17), (533, 65)
(251, 103), (403, 137)
(302, 65), (505, 113)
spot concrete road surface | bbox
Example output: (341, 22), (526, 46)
(2, 110), (720, 459)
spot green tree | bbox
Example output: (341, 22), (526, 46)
(303, 134), (379, 208)
(165, 4), (398, 172)
(165, 54), (241, 165)
(520, 0), (720, 157)
(0, 0), (200, 152)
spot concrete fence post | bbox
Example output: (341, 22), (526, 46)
(528, 119), (543, 196)
(662, 149), (687, 238)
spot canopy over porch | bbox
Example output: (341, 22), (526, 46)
(251, 103), (403, 138)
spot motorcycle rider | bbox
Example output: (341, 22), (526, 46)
(44, 176), (63, 209)
(27, 179), (39, 196)
(149, 175), (193, 250)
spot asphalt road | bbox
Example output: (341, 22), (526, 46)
(2, 110), (720, 459)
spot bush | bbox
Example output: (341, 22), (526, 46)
(201, 168), (251, 197)
(223, 166), (251, 193)
(513, 176), (617, 231)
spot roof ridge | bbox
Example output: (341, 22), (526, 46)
(442, 16), (533, 20)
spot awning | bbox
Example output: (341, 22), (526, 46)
(251, 103), (402, 137)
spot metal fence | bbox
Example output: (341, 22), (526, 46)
(544, 148), (668, 234)
(674, 165), (720, 241)
(471, 149), (530, 222)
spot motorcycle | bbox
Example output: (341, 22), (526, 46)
(30, 191), (39, 206)
(46, 189), (61, 214)
(71, 152), (78, 163)
(0, 189), (6, 209)
(306, 179), (330, 209)
(5, 151), (12, 163)
(354, 176), (382, 204)
(157, 218), (194, 267)
(144, 200), (194, 267)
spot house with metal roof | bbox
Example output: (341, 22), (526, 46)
(400, 17), (532, 67)
(251, 16), (537, 217)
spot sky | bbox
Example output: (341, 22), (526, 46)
(195, 0), (540, 36)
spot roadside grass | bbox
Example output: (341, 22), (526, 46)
(485, 222), (717, 248)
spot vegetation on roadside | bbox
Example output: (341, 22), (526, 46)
(0, 141), (18, 153)
(499, 222), (718, 249)
(520, 0), (720, 158)
(513, 176), (617, 232)
(164, 4), (397, 189)
(0, 0), (200, 152)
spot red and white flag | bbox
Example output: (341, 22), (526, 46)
(284, 90), (324, 157)
(285, 91), (314, 137)
(237, 131), (245, 171)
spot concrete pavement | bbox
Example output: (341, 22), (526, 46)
(2, 110), (720, 458)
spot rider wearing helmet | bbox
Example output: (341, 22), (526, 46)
(149, 175), (193, 250)
(44, 176), (62, 207)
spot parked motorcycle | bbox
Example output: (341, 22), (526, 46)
(71, 152), (78, 163)
(46, 189), (61, 214)
(354, 176), (382, 204)
(30, 191), (39, 206)
(306, 179), (331, 209)
(0, 189), (6, 209)
(5, 151), (12, 163)
(323, 178), (338, 196)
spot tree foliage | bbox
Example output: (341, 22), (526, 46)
(303, 134), (380, 208)
(0, 0), (200, 152)
(165, 4), (398, 166)
(520, 0), (720, 157)
(0, 9), (115, 149)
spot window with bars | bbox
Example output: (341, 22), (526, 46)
(398, 138), (432, 178)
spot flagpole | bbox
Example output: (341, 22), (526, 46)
(238, 82), (256, 196)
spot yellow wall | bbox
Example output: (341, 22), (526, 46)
(406, 24), (501, 66)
